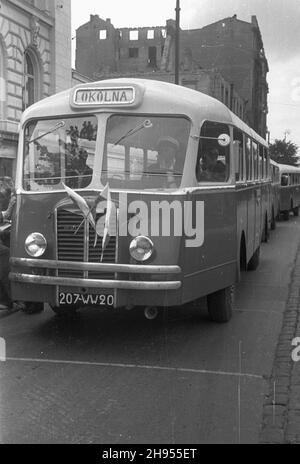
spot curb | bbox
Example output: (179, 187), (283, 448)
(260, 240), (300, 443)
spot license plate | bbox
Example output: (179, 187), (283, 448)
(59, 292), (114, 307)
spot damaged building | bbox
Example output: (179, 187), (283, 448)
(75, 14), (268, 138)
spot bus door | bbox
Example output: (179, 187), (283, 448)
(183, 121), (236, 303)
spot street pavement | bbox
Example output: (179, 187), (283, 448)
(0, 218), (300, 444)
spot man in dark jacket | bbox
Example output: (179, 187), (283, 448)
(0, 181), (43, 313)
(0, 188), (16, 310)
(198, 148), (226, 182)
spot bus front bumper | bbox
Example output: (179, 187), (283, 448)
(9, 258), (182, 291)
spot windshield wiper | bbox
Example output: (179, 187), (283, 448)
(113, 119), (152, 146)
(28, 121), (65, 144)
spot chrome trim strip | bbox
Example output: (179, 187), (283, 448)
(16, 183), (271, 195)
(10, 257), (181, 274)
(185, 185), (236, 193)
(17, 188), (189, 196)
(9, 273), (182, 290)
(184, 260), (236, 279)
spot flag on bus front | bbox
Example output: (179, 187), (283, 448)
(62, 183), (115, 261)
(98, 184), (114, 262)
(62, 183), (95, 230)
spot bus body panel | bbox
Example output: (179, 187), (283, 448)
(261, 182), (272, 237)
(278, 164), (300, 214)
(279, 186), (300, 213)
(182, 189), (237, 303)
(270, 161), (280, 219)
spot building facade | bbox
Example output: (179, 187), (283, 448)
(179, 15), (269, 138)
(75, 14), (268, 137)
(0, 0), (72, 179)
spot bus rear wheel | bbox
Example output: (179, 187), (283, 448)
(207, 285), (234, 323)
(51, 305), (78, 317)
(262, 216), (269, 242)
(247, 247), (260, 271)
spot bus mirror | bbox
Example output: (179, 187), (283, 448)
(281, 175), (289, 186)
(218, 134), (231, 147)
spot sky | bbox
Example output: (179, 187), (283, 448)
(71, 0), (300, 149)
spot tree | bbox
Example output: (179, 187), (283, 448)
(269, 139), (299, 166)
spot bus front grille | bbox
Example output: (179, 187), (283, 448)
(56, 208), (116, 279)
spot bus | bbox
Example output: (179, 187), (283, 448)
(9, 79), (271, 323)
(278, 163), (300, 220)
(270, 160), (280, 229)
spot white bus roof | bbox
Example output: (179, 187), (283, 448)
(271, 159), (279, 167)
(277, 163), (300, 174)
(21, 78), (268, 146)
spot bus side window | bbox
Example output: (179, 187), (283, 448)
(259, 145), (264, 179)
(252, 141), (258, 180)
(196, 121), (230, 183)
(233, 128), (244, 181)
(245, 137), (251, 181)
(264, 147), (269, 178)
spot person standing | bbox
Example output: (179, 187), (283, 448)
(0, 189), (16, 310)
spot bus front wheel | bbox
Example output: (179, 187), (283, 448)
(262, 216), (269, 243)
(207, 285), (234, 323)
(271, 208), (276, 230)
(247, 247), (260, 271)
(293, 206), (299, 217)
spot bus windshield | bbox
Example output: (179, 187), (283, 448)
(23, 116), (97, 191)
(101, 115), (191, 189)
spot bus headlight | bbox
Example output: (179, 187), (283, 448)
(25, 233), (47, 257)
(129, 236), (154, 262)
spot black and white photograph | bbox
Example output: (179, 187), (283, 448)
(0, 0), (300, 447)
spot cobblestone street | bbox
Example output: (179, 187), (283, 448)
(261, 237), (300, 443)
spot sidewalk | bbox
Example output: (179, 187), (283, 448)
(260, 239), (300, 443)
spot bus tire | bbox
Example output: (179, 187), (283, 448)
(51, 305), (78, 317)
(237, 234), (247, 282)
(271, 208), (276, 230)
(293, 206), (299, 217)
(207, 285), (234, 323)
(21, 302), (44, 314)
(262, 215), (269, 242)
(247, 247), (260, 271)
(283, 211), (290, 221)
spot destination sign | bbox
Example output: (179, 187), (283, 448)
(73, 87), (135, 106)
